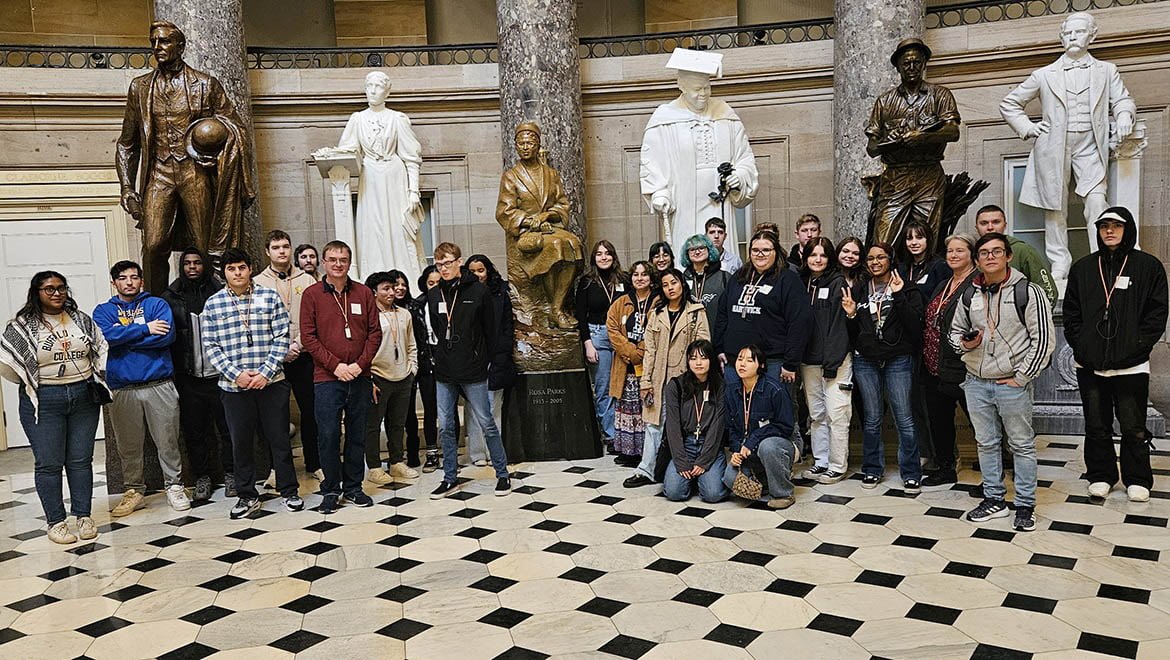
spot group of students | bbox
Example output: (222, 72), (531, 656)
(4, 203), (1164, 545)
(578, 207), (1167, 533)
(1, 231), (515, 544)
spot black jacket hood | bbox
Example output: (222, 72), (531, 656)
(1096, 206), (1138, 257)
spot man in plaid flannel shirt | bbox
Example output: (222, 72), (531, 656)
(201, 247), (303, 519)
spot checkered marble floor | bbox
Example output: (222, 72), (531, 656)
(1, 436), (1170, 659)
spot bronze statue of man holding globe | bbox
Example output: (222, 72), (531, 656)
(116, 20), (255, 291)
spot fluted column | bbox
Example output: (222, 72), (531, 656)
(832, 0), (923, 238)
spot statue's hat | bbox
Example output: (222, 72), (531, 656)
(665, 48), (723, 78)
(890, 37), (932, 65)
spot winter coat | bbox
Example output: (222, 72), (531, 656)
(640, 301), (710, 423)
(801, 270), (850, 378)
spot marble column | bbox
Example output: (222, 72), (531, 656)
(154, 0), (262, 262)
(495, 0), (587, 240)
(832, 0), (923, 239)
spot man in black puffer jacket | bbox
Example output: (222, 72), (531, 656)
(1064, 206), (1168, 503)
(160, 247), (230, 502)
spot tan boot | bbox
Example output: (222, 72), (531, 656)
(111, 488), (145, 517)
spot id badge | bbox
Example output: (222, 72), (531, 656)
(350, 303), (362, 314)
(344, 326), (352, 340)
(438, 302), (448, 314)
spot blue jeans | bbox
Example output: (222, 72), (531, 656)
(466, 388), (503, 464)
(963, 376), (1038, 508)
(723, 436), (797, 499)
(314, 377), (372, 496)
(19, 382), (100, 524)
(438, 379), (509, 483)
(664, 453), (729, 502)
(635, 410), (663, 480)
(853, 353), (922, 481)
(587, 323), (615, 440)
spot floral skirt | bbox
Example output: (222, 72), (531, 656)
(613, 373), (645, 457)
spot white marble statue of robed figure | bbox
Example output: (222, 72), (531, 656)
(1000, 11), (1136, 285)
(333, 71), (426, 284)
(640, 48), (758, 258)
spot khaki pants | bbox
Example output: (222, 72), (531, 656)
(109, 380), (183, 490)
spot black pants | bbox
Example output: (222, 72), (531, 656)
(912, 357), (935, 461)
(408, 368), (441, 458)
(175, 372), (231, 479)
(285, 353), (320, 472)
(922, 371), (969, 472)
(221, 381), (298, 499)
(367, 374), (416, 468)
(1077, 369), (1154, 489)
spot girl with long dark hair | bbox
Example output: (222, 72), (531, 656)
(661, 339), (728, 502)
(836, 236), (865, 288)
(606, 261), (655, 466)
(576, 240), (627, 448)
(0, 272), (109, 544)
(412, 265), (443, 472)
(465, 255), (516, 466)
(842, 242), (924, 492)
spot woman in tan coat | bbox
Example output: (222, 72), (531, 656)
(606, 262), (657, 466)
(625, 268), (710, 488)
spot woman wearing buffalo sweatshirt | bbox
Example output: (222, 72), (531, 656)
(842, 242), (924, 492)
(798, 238), (852, 484)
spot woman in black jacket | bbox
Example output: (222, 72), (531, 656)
(842, 242), (924, 492)
(409, 265), (442, 472)
(466, 255), (516, 467)
(799, 238), (852, 484)
(575, 240), (628, 449)
(681, 234), (730, 332)
(920, 234), (978, 486)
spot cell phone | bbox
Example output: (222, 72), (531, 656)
(962, 329), (979, 342)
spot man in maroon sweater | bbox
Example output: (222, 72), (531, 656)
(300, 240), (381, 514)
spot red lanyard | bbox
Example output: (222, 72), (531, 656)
(1098, 253), (1130, 321)
(741, 382), (755, 440)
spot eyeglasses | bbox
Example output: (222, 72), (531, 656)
(978, 248), (1007, 259)
(866, 255), (890, 263)
(39, 286), (69, 296)
(435, 258), (459, 270)
(687, 246), (707, 253)
(750, 248), (774, 256)
(323, 256), (350, 265)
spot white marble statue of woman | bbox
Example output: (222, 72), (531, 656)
(640, 48), (758, 258)
(337, 71), (425, 285)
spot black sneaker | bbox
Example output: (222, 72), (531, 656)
(495, 478), (512, 496)
(966, 498), (1010, 523)
(229, 498), (261, 520)
(224, 473), (237, 498)
(1013, 506), (1036, 532)
(430, 481), (460, 499)
(861, 474), (881, 489)
(921, 471), (957, 487)
(903, 479), (921, 494)
(817, 470), (847, 484)
(193, 475), (213, 502)
(422, 452), (439, 474)
(800, 465), (828, 481)
(344, 491), (374, 507)
(320, 493), (341, 514)
(283, 494), (305, 512)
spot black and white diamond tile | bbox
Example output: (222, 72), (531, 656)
(1, 434), (1170, 657)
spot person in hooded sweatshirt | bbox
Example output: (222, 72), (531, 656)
(93, 260), (189, 517)
(1064, 207), (1168, 503)
(160, 247), (231, 502)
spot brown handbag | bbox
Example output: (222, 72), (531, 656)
(731, 467), (763, 500)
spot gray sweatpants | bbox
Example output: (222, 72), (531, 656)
(109, 379), (183, 490)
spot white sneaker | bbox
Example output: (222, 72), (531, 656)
(366, 467), (393, 485)
(166, 484), (192, 511)
(47, 521), (77, 545)
(390, 463), (420, 479)
(1128, 485), (1151, 502)
(1088, 482), (1112, 499)
(311, 469), (325, 482)
(262, 469), (277, 490)
(77, 516), (98, 541)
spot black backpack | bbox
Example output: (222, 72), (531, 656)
(959, 278), (1030, 324)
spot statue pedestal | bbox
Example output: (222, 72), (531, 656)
(1034, 305), (1164, 437)
(313, 152), (360, 279)
(503, 370), (601, 461)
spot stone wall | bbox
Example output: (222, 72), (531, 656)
(1, 5), (1168, 273)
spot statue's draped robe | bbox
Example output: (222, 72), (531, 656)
(640, 98), (758, 258)
(338, 108), (425, 284)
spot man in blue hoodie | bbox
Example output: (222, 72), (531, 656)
(93, 260), (189, 516)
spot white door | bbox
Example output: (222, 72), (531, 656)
(0, 218), (111, 447)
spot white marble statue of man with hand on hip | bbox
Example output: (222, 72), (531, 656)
(640, 48), (759, 259)
(333, 71), (426, 285)
(1000, 11), (1136, 287)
